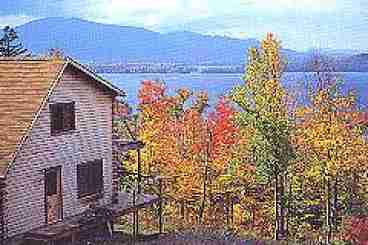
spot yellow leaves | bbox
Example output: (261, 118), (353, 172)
(261, 33), (283, 79)
(295, 78), (368, 179)
(295, 106), (313, 118)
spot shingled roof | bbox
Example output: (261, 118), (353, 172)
(0, 57), (124, 178)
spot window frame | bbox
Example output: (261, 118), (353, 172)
(77, 159), (104, 199)
(50, 102), (76, 136)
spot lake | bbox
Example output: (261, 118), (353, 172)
(101, 72), (368, 109)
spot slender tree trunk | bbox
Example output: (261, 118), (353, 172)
(326, 175), (332, 245)
(274, 171), (286, 240)
(275, 174), (280, 240)
(199, 165), (207, 223)
(280, 173), (285, 239)
(332, 177), (338, 232)
(200, 126), (211, 223)
(287, 173), (292, 238)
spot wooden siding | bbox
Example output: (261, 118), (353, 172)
(3, 66), (114, 237)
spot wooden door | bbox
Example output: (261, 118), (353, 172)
(45, 166), (63, 224)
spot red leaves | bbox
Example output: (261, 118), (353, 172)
(138, 80), (165, 105)
(344, 217), (368, 245)
(209, 98), (239, 159)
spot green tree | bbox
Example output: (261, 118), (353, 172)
(231, 33), (295, 240)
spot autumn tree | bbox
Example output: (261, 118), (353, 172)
(294, 69), (368, 243)
(231, 33), (295, 240)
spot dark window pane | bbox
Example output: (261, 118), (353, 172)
(63, 102), (75, 131)
(46, 170), (58, 196)
(93, 160), (103, 192)
(77, 160), (103, 198)
(50, 102), (75, 135)
(50, 104), (63, 134)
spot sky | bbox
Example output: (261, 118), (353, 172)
(0, 0), (367, 52)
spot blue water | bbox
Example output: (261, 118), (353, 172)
(101, 72), (368, 108)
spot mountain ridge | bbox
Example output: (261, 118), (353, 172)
(14, 17), (271, 64)
(14, 17), (368, 71)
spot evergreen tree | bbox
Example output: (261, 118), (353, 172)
(0, 26), (28, 57)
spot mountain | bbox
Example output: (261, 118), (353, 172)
(15, 17), (367, 70)
(16, 17), (262, 64)
(317, 48), (363, 58)
(338, 53), (368, 72)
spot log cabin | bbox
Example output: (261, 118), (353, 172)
(0, 57), (159, 245)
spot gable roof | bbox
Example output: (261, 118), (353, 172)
(0, 57), (125, 178)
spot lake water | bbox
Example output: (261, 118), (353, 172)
(101, 72), (368, 108)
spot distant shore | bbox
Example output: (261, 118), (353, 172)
(89, 63), (368, 74)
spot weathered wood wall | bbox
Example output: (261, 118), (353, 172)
(4, 65), (114, 238)
(0, 179), (5, 244)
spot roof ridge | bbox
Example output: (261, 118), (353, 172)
(0, 56), (66, 62)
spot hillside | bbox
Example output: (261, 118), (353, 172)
(15, 17), (368, 71)
(16, 17), (305, 65)
(16, 17), (259, 64)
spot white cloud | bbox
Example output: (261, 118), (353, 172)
(85, 0), (344, 30)
(0, 15), (35, 28)
(87, 0), (211, 28)
(106, 0), (179, 14)
(244, 0), (338, 12)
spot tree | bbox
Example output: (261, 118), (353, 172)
(0, 26), (28, 57)
(294, 69), (368, 243)
(231, 33), (295, 240)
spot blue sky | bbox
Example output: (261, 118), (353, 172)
(0, 0), (367, 52)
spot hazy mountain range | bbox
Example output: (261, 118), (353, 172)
(15, 17), (368, 71)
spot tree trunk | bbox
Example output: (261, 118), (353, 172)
(274, 172), (286, 240)
(278, 173), (286, 240)
(181, 200), (185, 220)
(280, 173), (285, 238)
(332, 177), (338, 232)
(286, 173), (292, 238)
(326, 175), (332, 245)
(275, 174), (280, 240)
(199, 165), (207, 223)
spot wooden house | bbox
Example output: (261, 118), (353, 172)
(0, 57), (159, 244)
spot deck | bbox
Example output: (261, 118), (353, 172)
(24, 191), (160, 244)
(108, 192), (159, 217)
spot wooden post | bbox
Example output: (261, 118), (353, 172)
(134, 179), (139, 239)
(231, 195), (234, 225)
(159, 179), (163, 234)
(132, 189), (136, 243)
(71, 233), (75, 245)
(326, 174), (332, 245)
(226, 193), (230, 227)
(136, 207), (139, 238)
(137, 149), (142, 194)
(181, 200), (185, 220)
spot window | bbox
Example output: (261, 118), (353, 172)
(46, 169), (58, 196)
(77, 159), (103, 198)
(50, 102), (75, 135)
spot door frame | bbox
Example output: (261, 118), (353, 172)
(44, 166), (63, 224)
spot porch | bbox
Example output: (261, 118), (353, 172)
(24, 191), (161, 245)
